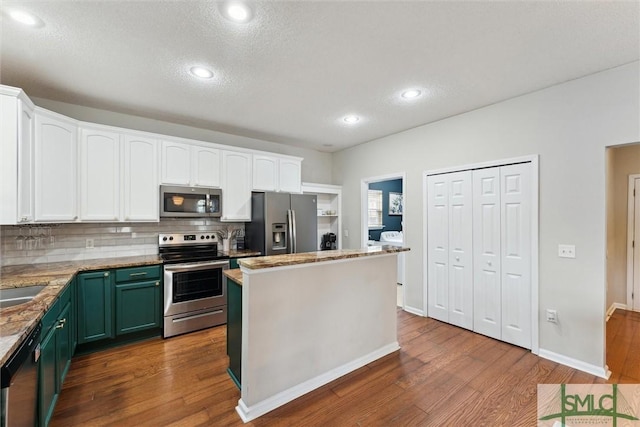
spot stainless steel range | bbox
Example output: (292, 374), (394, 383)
(159, 232), (229, 338)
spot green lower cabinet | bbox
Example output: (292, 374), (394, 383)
(227, 277), (242, 388)
(229, 258), (240, 269)
(115, 280), (161, 335)
(38, 284), (74, 427)
(39, 325), (58, 427)
(77, 271), (114, 344)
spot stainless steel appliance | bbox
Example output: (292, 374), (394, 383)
(159, 232), (229, 338)
(1, 322), (41, 427)
(246, 192), (318, 255)
(159, 185), (222, 218)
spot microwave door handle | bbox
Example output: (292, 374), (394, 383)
(205, 193), (212, 214)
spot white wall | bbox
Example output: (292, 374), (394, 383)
(30, 97), (333, 185)
(333, 62), (640, 369)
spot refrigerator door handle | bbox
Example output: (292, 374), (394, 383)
(287, 209), (294, 254)
(291, 209), (298, 253)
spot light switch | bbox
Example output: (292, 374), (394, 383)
(558, 244), (575, 258)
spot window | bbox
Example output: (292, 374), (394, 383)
(368, 189), (383, 228)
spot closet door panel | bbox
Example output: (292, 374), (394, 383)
(427, 175), (449, 322)
(473, 168), (502, 339)
(447, 171), (473, 330)
(500, 163), (531, 349)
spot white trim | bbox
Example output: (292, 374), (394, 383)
(422, 155), (539, 355)
(627, 174), (640, 310)
(606, 302), (627, 321)
(424, 155), (537, 177)
(235, 342), (400, 423)
(301, 182), (343, 250)
(360, 172), (407, 309)
(538, 348), (611, 379)
(403, 305), (425, 317)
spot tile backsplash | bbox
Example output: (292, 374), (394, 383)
(0, 219), (244, 266)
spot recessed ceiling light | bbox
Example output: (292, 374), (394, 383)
(190, 66), (214, 79)
(343, 115), (360, 124)
(9, 10), (43, 27)
(401, 89), (422, 99)
(221, 1), (253, 23)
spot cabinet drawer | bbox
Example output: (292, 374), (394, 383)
(114, 265), (161, 283)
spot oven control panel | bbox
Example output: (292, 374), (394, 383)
(159, 232), (217, 246)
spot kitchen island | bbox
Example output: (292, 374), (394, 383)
(231, 245), (409, 422)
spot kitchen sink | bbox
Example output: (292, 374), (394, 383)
(0, 285), (46, 309)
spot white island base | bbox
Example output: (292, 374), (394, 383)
(236, 251), (402, 422)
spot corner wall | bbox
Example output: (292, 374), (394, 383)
(332, 62), (640, 369)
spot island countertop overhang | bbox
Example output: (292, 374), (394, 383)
(237, 245), (410, 270)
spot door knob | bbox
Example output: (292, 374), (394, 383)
(487, 261), (492, 266)
(455, 257), (460, 262)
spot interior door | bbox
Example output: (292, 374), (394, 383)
(634, 178), (640, 311)
(473, 167), (502, 339)
(500, 163), (532, 349)
(427, 174), (450, 322)
(447, 171), (473, 330)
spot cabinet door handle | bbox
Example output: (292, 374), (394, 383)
(155, 281), (159, 286)
(55, 323), (64, 329)
(129, 272), (148, 277)
(59, 318), (66, 324)
(104, 272), (110, 277)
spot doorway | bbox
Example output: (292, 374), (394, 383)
(605, 142), (640, 381)
(361, 173), (406, 308)
(626, 174), (640, 311)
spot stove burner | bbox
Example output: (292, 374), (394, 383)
(159, 232), (229, 264)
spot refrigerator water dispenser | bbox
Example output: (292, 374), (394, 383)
(272, 223), (287, 250)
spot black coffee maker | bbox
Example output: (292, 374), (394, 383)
(321, 233), (337, 250)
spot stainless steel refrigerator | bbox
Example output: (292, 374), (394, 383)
(246, 192), (318, 255)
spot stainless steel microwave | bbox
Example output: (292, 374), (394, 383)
(159, 185), (222, 218)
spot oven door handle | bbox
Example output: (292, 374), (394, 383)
(164, 260), (229, 272)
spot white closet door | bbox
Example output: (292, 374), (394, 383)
(427, 175), (450, 322)
(447, 171), (473, 330)
(473, 168), (502, 339)
(500, 163), (532, 349)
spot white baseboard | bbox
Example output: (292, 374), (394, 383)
(235, 341), (401, 423)
(538, 348), (610, 379)
(606, 302), (627, 320)
(403, 305), (425, 316)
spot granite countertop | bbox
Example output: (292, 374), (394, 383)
(0, 255), (162, 366)
(238, 245), (410, 270)
(223, 268), (243, 285)
(224, 249), (262, 258)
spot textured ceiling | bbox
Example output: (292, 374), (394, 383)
(1, 1), (638, 152)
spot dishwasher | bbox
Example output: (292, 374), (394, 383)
(1, 322), (41, 427)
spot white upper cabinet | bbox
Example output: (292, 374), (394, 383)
(161, 140), (221, 187)
(79, 126), (121, 221)
(123, 134), (159, 222)
(161, 141), (191, 185)
(192, 145), (220, 187)
(17, 99), (35, 223)
(253, 155), (278, 191)
(221, 150), (252, 221)
(279, 158), (302, 193)
(252, 155), (302, 193)
(0, 88), (35, 225)
(34, 109), (78, 222)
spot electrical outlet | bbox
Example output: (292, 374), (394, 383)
(86, 238), (94, 249)
(558, 244), (575, 258)
(344, 229), (349, 237)
(546, 309), (558, 323)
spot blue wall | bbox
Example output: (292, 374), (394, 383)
(368, 179), (403, 241)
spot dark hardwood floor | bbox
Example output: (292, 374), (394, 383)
(51, 309), (638, 426)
